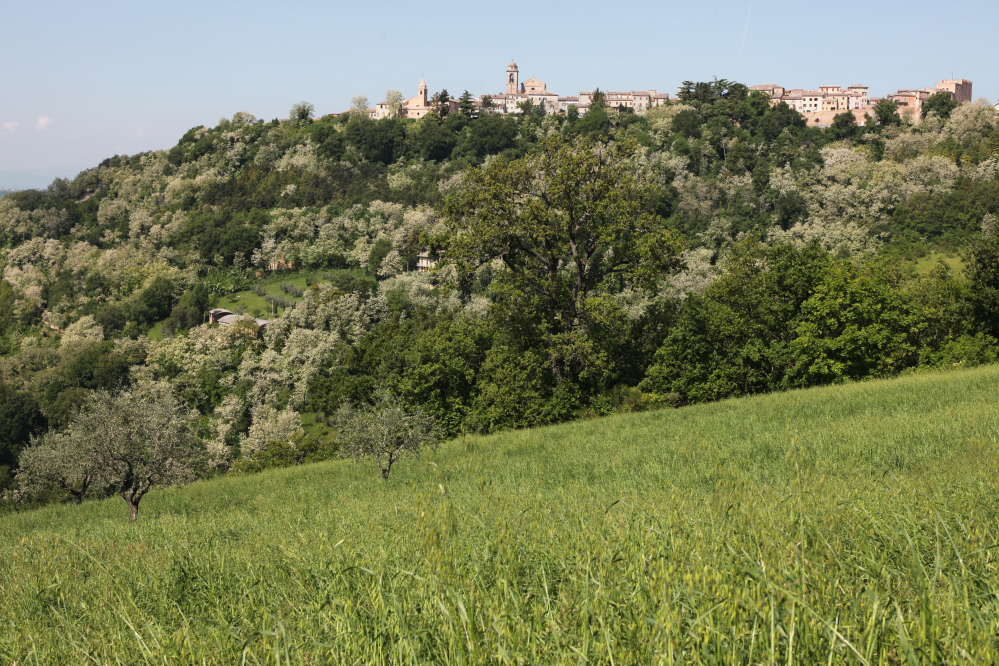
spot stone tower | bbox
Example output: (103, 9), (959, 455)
(506, 61), (519, 95)
(418, 77), (428, 106)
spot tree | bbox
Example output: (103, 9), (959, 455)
(15, 385), (204, 520)
(432, 90), (451, 117)
(481, 95), (495, 113)
(368, 238), (394, 274)
(334, 392), (438, 480)
(442, 136), (685, 382)
(566, 105), (580, 123)
(922, 91), (958, 120)
(14, 429), (104, 504)
(516, 98), (535, 115)
(458, 90), (475, 116)
(0, 280), (14, 335)
(831, 111), (858, 139)
(289, 101), (315, 124)
(0, 383), (46, 489)
(350, 95), (370, 117)
(590, 88), (607, 109)
(966, 214), (999, 338)
(873, 98), (902, 127)
(385, 89), (404, 117)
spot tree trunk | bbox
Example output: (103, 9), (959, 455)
(381, 466), (390, 480)
(119, 491), (140, 521)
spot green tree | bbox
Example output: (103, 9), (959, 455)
(431, 90), (451, 117)
(873, 98), (902, 127)
(0, 383), (46, 490)
(334, 391), (438, 480)
(289, 101), (315, 124)
(640, 239), (832, 405)
(385, 89), (404, 117)
(831, 111), (858, 139)
(350, 95), (370, 117)
(442, 136), (685, 383)
(368, 238), (394, 275)
(0, 280), (14, 335)
(791, 260), (924, 384)
(458, 90), (475, 116)
(922, 91), (958, 119)
(15, 385), (205, 520)
(590, 88), (607, 109)
(966, 214), (999, 338)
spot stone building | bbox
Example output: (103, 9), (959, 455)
(754, 84), (869, 115)
(482, 61), (669, 117)
(888, 79), (973, 118)
(373, 78), (458, 120)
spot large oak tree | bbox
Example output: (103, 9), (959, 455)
(441, 136), (684, 383)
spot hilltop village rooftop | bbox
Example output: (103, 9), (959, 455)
(368, 62), (975, 127)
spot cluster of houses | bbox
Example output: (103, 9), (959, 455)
(363, 61), (984, 128)
(751, 78), (974, 126)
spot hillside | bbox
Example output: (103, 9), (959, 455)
(3, 365), (999, 663)
(1, 90), (998, 484)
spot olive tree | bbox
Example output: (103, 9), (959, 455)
(335, 392), (438, 480)
(14, 429), (105, 505)
(15, 384), (204, 520)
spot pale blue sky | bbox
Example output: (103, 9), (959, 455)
(1, 0), (995, 186)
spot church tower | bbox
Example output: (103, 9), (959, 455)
(506, 61), (519, 95)
(418, 77), (428, 106)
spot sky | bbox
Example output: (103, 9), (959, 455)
(1, 0), (996, 188)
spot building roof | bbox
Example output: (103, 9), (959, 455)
(508, 61), (518, 69)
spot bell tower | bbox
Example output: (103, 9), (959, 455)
(506, 60), (519, 95)
(418, 77), (428, 106)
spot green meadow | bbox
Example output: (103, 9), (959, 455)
(2, 366), (999, 664)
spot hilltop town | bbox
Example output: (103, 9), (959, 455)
(363, 61), (984, 127)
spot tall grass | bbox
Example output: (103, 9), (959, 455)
(2, 366), (999, 663)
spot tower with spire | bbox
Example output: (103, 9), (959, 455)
(418, 77), (428, 106)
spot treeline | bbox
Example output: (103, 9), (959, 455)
(1, 81), (999, 505)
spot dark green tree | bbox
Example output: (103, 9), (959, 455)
(873, 98), (902, 127)
(458, 90), (475, 116)
(0, 383), (46, 489)
(443, 136), (685, 383)
(590, 88), (607, 109)
(432, 90), (451, 117)
(922, 91), (958, 119)
(831, 111), (858, 139)
(966, 217), (999, 338)
(368, 238), (394, 275)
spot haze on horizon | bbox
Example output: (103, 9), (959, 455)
(1, 0), (995, 188)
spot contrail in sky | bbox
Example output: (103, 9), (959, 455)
(740, 0), (752, 56)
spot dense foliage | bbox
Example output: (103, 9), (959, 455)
(1, 85), (999, 502)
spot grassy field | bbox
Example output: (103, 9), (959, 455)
(3, 366), (999, 664)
